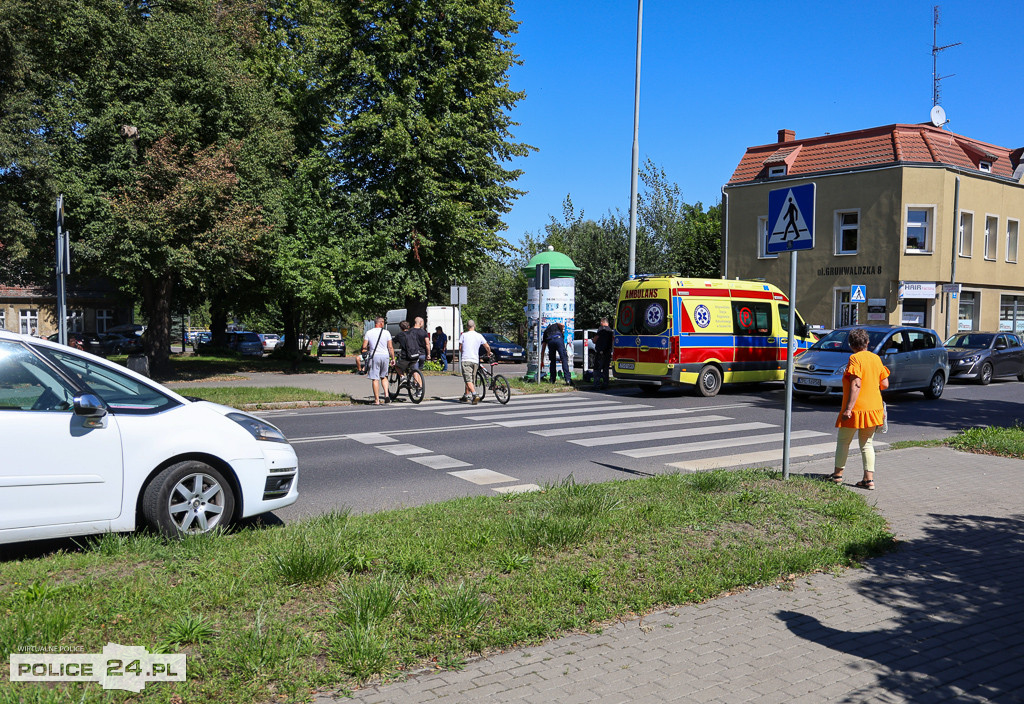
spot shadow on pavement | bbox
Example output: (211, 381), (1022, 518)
(779, 512), (1024, 702)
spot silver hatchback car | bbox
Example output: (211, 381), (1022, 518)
(792, 325), (949, 399)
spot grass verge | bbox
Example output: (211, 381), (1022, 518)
(946, 424), (1024, 459)
(172, 386), (349, 409)
(0, 470), (892, 704)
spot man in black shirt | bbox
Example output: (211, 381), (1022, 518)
(592, 317), (614, 390)
(410, 317), (431, 370)
(541, 322), (571, 385)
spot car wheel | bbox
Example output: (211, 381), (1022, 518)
(142, 461), (235, 537)
(978, 362), (993, 386)
(637, 383), (660, 396)
(1018, 370), (1024, 383)
(696, 365), (723, 397)
(924, 371), (945, 400)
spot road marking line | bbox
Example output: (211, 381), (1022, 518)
(666, 441), (889, 471)
(497, 407), (701, 428)
(417, 393), (591, 410)
(615, 430), (828, 458)
(378, 443), (432, 456)
(465, 403), (652, 422)
(346, 433), (395, 444)
(569, 421), (775, 447)
(493, 484), (541, 495)
(408, 455), (472, 469)
(435, 400), (626, 416)
(448, 469), (518, 485)
(530, 415), (732, 437)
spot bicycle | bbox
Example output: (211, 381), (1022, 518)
(388, 360), (425, 404)
(473, 356), (511, 404)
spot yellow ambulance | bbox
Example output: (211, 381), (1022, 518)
(612, 276), (815, 396)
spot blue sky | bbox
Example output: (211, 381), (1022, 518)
(501, 0), (1024, 247)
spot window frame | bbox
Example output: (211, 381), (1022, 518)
(768, 165), (787, 178)
(1007, 219), (1020, 264)
(757, 215), (777, 260)
(984, 214), (998, 261)
(96, 309), (113, 333)
(959, 210), (974, 258)
(905, 205), (934, 253)
(833, 209), (860, 255)
(979, 160), (992, 173)
(19, 309), (39, 335)
(0, 310), (5, 331)
(67, 309), (84, 334)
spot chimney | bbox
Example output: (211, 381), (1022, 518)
(778, 129), (795, 143)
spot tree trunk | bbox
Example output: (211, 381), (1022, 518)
(209, 300), (229, 347)
(404, 296), (428, 328)
(142, 275), (174, 377)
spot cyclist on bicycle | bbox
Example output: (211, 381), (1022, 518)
(393, 321), (418, 374)
(458, 319), (491, 404)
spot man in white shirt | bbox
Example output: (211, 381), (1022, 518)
(361, 317), (396, 405)
(458, 319), (491, 404)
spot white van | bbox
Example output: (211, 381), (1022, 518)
(385, 306), (463, 359)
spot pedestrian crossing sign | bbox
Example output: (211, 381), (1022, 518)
(766, 183), (815, 254)
(850, 285), (866, 303)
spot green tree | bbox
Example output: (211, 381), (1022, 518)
(325, 0), (532, 321)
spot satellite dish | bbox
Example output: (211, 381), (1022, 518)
(930, 105), (947, 127)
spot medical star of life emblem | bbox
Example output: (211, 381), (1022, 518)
(694, 304), (711, 328)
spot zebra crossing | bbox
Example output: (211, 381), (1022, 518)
(412, 393), (884, 472)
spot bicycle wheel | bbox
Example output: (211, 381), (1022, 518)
(492, 374), (510, 404)
(408, 371), (425, 404)
(475, 369), (488, 401)
(387, 368), (401, 400)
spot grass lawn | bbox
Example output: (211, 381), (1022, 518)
(172, 386), (349, 408)
(0, 470), (892, 704)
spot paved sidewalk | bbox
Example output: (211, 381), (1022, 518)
(317, 447), (1024, 703)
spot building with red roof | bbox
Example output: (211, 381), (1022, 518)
(723, 123), (1024, 337)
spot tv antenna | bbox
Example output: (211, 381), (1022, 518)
(931, 5), (961, 118)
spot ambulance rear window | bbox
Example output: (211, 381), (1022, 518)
(617, 298), (668, 335)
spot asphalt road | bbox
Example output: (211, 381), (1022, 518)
(263, 376), (1024, 522)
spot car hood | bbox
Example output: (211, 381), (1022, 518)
(944, 348), (986, 360)
(795, 349), (852, 367)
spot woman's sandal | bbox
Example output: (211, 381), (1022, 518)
(827, 473), (844, 484)
(854, 480), (875, 491)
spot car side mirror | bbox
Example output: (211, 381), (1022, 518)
(73, 393), (107, 418)
(995, 342), (1007, 350)
(884, 347), (899, 356)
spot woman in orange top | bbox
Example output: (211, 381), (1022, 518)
(829, 328), (890, 490)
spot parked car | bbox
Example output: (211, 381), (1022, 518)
(228, 331), (264, 356)
(259, 333), (281, 353)
(192, 331), (212, 349)
(792, 325), (949, 399)
(481, 333), (525, 362)
(48, 332), (109, 357)
(572, 331), (596, 367)
(944, 331), (1024, 385)
(316, 332), (346, 358)
(100, 332), (144, 355)
(278, 334), (311, 353)
(0, 329), (298, 543)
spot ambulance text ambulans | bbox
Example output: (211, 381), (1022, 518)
(612, 276), (814, 396)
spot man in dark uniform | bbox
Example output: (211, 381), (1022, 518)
(541, 322), (571, 385)
(592, 317), (614, 390)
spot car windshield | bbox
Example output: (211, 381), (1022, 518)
(484, 334), (513, 344)
(238, 333), (260, 343)
(809, 329), (890, 352)
(944, 333), (993, 349)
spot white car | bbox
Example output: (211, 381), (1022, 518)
(0, 329), (299, 544)
(259, 333), (281, 353)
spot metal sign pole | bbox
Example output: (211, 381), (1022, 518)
(782, 251), (797, 480)
(56, 195), (68, 346)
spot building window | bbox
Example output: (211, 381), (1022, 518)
(0, 310), (5, 331)
(906, 207), (932, 252)
(979, 160), (992, 173)
(833, 289), (859, 328)
(67, 309), (84, 333)
(834, 210), (859, 255)
(1008, 219), (1019, 263)
(19, 309), (39, 335)
(1000, 295), (1024, 334)
(757, 216), (777, 259)
(959, 211), (974, 257)
(768, 165), (787, 178)
(984, 216), (998, 260)
(958, 291), (975, 332)
(96, 309), (113, 333)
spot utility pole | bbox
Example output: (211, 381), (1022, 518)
(627, 0), (642, 279)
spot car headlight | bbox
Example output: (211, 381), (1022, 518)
(962, 354), (981, 363)
(226, 412), (289, 443)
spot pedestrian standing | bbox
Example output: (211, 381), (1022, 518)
(541, 322), (571, 385)
(361, 317), (395, 405)
(432, 326), (449, 371)
(829, 328), (890, 490)
(411, 317), (430, 371)
(592, 317), (614, 390)
(458, 319), (491, 404)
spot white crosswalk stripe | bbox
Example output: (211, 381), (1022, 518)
(568, 421), (776, 447)
(667, 440), (888, 471)
(434, 400), (624, 416)
(530, 414), (730, 437)
(497, 407), (697, 428)
(615, 430), (829, 458)
(461, 403), (652, 422)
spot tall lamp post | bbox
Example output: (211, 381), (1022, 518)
(627, 0), (643, 279)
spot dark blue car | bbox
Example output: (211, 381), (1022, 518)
(482, 333), (525, 363)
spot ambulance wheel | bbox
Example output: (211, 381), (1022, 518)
(637, 383), (660, 396)
(696, 365), (722, 397)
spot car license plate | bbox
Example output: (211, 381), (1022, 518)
(618, 361), (635, 370)
(796, 376), (821, 386)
